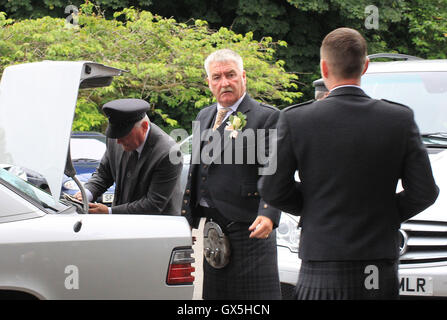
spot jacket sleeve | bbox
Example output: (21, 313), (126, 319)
(396, 111), (439, 222)
(258, 110), (303, 216)
(112, 150), (183, 215)
(84, 146), (115, 201)
(255, 109), (283, 227)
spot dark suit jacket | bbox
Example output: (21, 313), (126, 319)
(259, 87), (439, 261)
(182, 94), (281, 229)
(86, 123), (183, 215)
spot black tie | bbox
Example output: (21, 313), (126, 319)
(120, 150), (139, 204)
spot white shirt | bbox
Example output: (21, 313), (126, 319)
(330, 84), (364, 92)
(216, 92), (246, 123)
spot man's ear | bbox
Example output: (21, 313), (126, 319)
(320, 59), (329, 78)
(206, 76), (211, 89)
(361, 57), (369, 75)
(142, 119), (149, 132)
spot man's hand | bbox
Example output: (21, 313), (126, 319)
(88, 202), (109, 214)
(248, 216), (273, 239)
(74, 191), (83, 201)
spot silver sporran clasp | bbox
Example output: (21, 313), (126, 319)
(203, 220), (231, 269)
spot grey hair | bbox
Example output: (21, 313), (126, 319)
(134, 114), (149, 128)
(204, 49), (244, 77)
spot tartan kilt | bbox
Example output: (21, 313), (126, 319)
(202, 224), (281, 300)
(295, 260), (399, 300)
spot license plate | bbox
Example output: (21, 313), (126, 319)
(399, 276), (433, 296)
(102, 193), (114, 203)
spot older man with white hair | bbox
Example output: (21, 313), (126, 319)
(75, 98), (183, 215)
(181, 49), (281, 299)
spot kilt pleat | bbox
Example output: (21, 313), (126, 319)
(295, 260), (399, 300)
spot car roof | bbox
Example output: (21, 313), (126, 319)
(367, 59), (447, 74)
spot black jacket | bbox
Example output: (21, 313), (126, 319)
(259, 87), (439, 261)
(182, 94), (281, 229)
(86, 123), (183, 215)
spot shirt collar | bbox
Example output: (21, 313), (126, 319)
(330, 84), (363, 92)
(135, 124), (150, 156)
(216, 92), (246, 113)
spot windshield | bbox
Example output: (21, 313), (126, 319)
(0, 167), (68, 213)
(362, 71), (447, 145)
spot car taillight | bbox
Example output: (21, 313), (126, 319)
(167, 247), (195, 285)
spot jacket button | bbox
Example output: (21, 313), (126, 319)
(184, 200), (188, 204)
(185, 189), (190, 194)
(248, 193), (252, 196)
(264, 204), (268, 209)
(254, 192), (259, 196)
(181, 210), (186, 214)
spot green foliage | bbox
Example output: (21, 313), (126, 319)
(0, 6), (301, 132)
(1, 0), (445, 106)
(0, 0), (153, 19)
(287, 0), (446, 60)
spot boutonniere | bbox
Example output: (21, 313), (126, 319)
(225, 111), (247, 139)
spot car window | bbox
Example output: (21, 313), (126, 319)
(362, 72), (447, 138)
(0, 167), (67, 212)
(70, 138), (107, 160)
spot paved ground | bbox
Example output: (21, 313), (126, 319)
(192, 218), (205, 300)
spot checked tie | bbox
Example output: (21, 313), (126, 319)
(213, 108), (232, 130)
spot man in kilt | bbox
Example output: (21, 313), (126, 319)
(259, 28), (439, 300)
(181, 49), (281, 300)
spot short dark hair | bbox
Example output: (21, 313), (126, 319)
(320, 27), (367, 79)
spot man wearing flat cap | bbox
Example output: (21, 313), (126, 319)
(75, 98), (183, 215)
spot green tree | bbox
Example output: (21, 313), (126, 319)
(0, 0), (153, 19)
(149, 0), (447, 99)
(0, 5), (301, 132)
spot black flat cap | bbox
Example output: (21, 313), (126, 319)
(102, 99), (150, 139)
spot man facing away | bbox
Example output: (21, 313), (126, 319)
(75, 98), (183, 215)
(182, 49), (281, 299)
(259, 27), (439, 300)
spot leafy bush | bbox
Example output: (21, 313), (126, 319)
(0, 4), (301, 132)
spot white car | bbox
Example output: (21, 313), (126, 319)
(0, 61), (194, 299)
(277, 54), (447, 299)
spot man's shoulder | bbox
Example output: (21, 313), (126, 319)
(257, 101), (279, 112)
(196, 103), (217, 118)
(380, 98), (411, 110)
(149, 123), (177, 148)
(282, 100), (315, 113)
